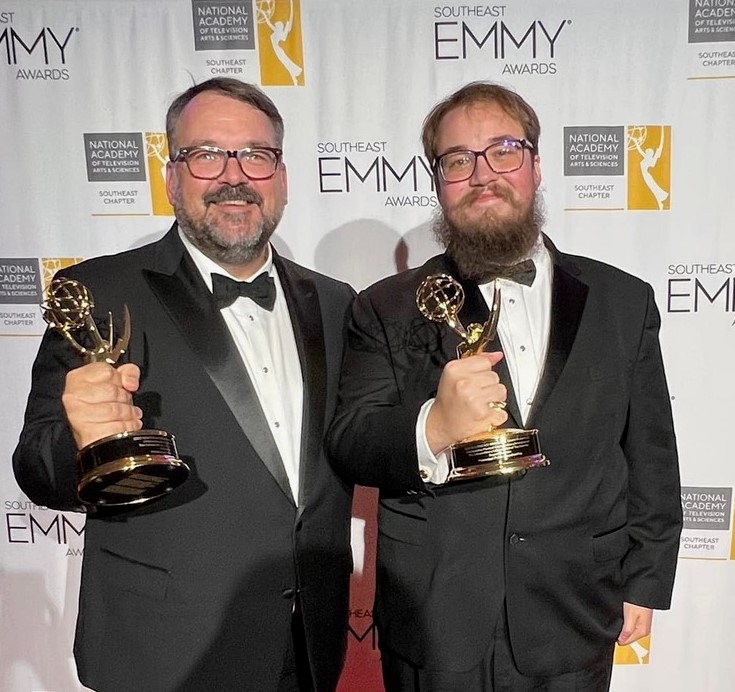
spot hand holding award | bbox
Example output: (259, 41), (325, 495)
(42, 278), (189, 506)
(417, 274), (549, 481)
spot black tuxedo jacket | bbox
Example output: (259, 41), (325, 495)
(328, 241), (682, 677)
(13, 226), (355, 692)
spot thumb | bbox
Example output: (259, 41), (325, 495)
(117, 363), (141, 393)
(481, 351), (504, 368)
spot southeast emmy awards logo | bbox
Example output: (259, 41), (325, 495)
(82, 131), (173, 216)
(563, 124), (671, 211)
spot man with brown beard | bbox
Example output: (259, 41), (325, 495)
(328, 82), (682, 691)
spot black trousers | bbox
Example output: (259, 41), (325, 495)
(381, 608), (614, 692)
(277, 610), (315, 692)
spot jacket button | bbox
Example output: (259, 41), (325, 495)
(509, 533), (524, 545)
(281, 588), (295, 599)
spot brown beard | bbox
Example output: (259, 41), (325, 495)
(432, 192), (545, 283)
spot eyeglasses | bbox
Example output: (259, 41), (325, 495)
(171, 145), (283, 180)
(434, 138), (535, 183)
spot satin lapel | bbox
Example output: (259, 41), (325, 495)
(434, 256), (522, 428)
(460, 278), (523, 429)
(274, 254), (326, 513)
(143, 230), (294, 504)
(527, 256), (588, 428)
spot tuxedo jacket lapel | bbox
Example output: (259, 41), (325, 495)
(143, 227), (295, 505)
(274, 254), (326, 512)
(460, 280), (523, 428)
(527, 251), (588, 428)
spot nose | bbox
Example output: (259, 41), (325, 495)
(218, 154), (250, 186)
(469, 152), (499, 186)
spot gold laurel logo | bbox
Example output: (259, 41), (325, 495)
(614, 636), (651, 665)
(256, 0), (305, 86)
(626, 125), (671, 211)
(41, 258), (84, 289)
(145, 132), (174, 216)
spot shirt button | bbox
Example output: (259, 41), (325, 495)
(249, 315), (255, 322)
(509, 298), (516, 305)
(419, 468), (430, 480)
(263, 366), (269, 373)
(274, 421), (280, 428)
(520, 345), (526, 352)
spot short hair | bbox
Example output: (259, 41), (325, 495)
(165, 77), (285, 154)
(421, 81), (541, 163)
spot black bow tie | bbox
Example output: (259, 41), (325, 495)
(211, 272), (277, 311)
(490, 259), (536, 287)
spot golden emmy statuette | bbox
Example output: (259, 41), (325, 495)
(41, 278), (189, 506)
(416, 274), (549, 480)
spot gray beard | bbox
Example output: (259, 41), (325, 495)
(174, 184), (282, 267)
(432, 194), (545, 282)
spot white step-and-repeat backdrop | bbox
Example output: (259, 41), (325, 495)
(2, 1), (734, 690)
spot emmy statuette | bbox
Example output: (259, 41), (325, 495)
(41, 278), (189, 506)
(416, 273), (549, 481)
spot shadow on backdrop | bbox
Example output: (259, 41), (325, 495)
(314, 219), (441, 291)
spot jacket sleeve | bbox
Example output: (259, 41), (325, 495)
(12, 325), (87, 512)
(327, 290), (430, 493)
(621, 285), (682, 609)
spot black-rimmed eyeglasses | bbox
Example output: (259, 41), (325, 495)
(171, 145), (283, 180)
(434, 138), (535, 183)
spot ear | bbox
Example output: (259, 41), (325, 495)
(532, 154), (542, 190)
(165, 161), (177, 206)
(279, 162), (289, 205)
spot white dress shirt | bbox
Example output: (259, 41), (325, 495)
(180, 230), (304, 503)
(416, 236), (552, 484)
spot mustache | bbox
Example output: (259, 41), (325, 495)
(204, 184), (263, 206)
(458, 183), (513, 208)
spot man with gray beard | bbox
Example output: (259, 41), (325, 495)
(14, 78), (354, 692)
(328, 82), (682, 691)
